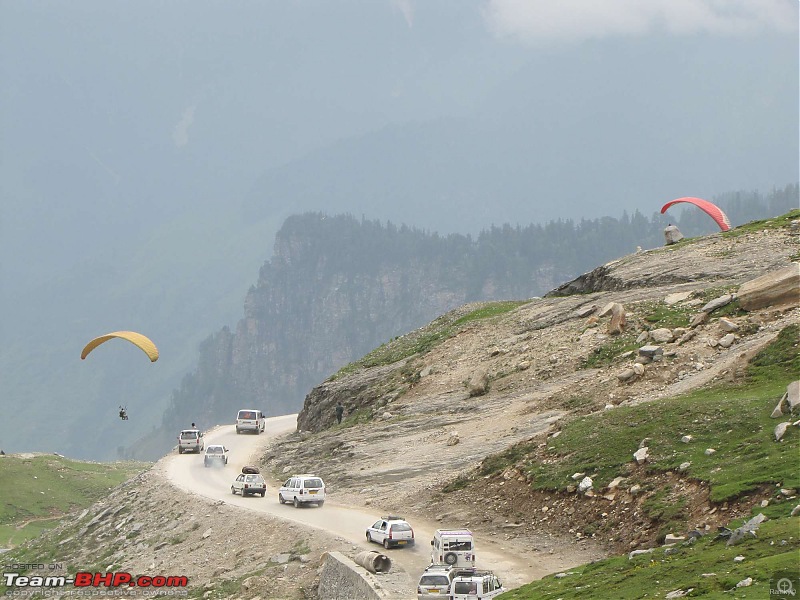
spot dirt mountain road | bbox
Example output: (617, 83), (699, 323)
(163, 415), (582, 589)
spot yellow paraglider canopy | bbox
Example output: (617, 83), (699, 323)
(81, 331), (159, 362)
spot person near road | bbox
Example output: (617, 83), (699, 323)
(335, 402), (344, 424)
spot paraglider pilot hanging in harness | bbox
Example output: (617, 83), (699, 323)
(119, 406), (128, 420)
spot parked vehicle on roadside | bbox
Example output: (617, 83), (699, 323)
(203, 444), (228, 467)
(448, 568), (504, 599)
(177, 429), (204, 454)
(365, 515), (415, 549)
(231, 469), (266, 497)
(416, 564), (456, 599)
(430, 529), (475, 568)
(235, 409), (265, 434)
(278, 474), (325, 507)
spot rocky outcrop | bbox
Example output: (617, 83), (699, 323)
(738, 264), (800, 311)
(547, 232), (795, 297)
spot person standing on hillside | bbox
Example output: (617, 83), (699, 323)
(335, 402), (345, 425)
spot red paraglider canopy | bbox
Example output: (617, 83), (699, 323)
(660, 197), (731, 232)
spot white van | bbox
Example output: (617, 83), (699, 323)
(236, 409), (265, 434)
(449, 569), (504, 600)
(430, 529), (475, 568)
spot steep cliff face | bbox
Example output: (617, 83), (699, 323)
(158, 214), (562, 438)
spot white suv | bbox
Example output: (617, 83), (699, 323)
(278, 474), (325, 507)
(235, 409), (265, 434)
(177, 429), (204, 454)
(366, 516), (415, 549)
(449, 569), (504, 599)
(430, 529), (475, 567)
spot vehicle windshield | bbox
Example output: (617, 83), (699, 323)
(238, 411), (256, 419)
(245, 475), (264, 483)
(420, 575), (450, 586)
(207, 447), (222, 454)
(303, 479), (323, 488)
(391, 522), (411, 532)
(454, 581), (480, 595)
(446, 540), (472, 551)
(180, 431), (198, 439)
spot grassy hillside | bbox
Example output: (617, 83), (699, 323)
(492, 325), (799, 599)
(0, 454), (148, 547)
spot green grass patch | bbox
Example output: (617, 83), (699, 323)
(641, 487), (691, 542)
(745, 324), (800, 387)
(442, 475), (472, 493)
(526, 385), (798, 501)
(723, 208), (800, 237)
(292, 538), (311, 555)
(187, 568), (266, 599)
(481, 325), (799, 503)
(338, 407), (373, 428)
(500, 514), (800, 600)
(479, 440), (540, 477)
(642, 303), (693, 329)
(0, 455), (148, 548)
(332, 300), (529, 378)
(580, 332), (639, 368)
(452, 301), (529, 326)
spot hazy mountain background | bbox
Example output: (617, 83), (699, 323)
(1, 1), (797, 459)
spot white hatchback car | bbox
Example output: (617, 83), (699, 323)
(231, 472), (267, 497)
(366, 515), (415, 549)
(278, 474), (325, 507)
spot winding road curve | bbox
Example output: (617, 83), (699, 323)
(165, 415), (549, 589)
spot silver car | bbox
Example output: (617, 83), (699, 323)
(177, 429), (204, 454)
(417, 565), (455, 599)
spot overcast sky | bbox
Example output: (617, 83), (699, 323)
(0, 0), (797, 457)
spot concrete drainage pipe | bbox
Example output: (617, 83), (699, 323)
(353, 551), (392, 573)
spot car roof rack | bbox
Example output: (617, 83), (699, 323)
(381, 515), (404, 520)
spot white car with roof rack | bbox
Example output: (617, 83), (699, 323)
(448, 568), (504, 599)
(231, 466), (266, 497)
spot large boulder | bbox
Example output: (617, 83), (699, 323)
(468, 370), (490, 397)
(738, 264), (800, 311)
(664, 225), (684, 245)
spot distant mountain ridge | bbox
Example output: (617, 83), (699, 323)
(135, 187), (797, 459)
